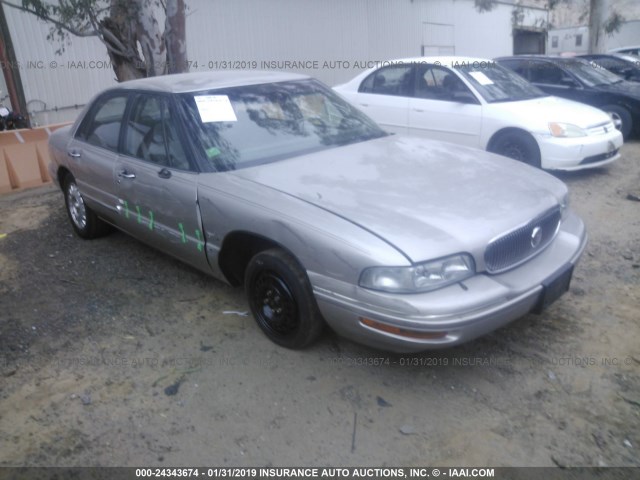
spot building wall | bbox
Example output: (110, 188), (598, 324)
(3, 0), (546, 125)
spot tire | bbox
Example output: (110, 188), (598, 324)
(490, 132), (541, 168)
(601, 104), (632, 140)
(63, 174), (111, 239)
(244, 248), (324, 349)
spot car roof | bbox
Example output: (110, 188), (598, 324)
(385, 56), (496, 68)
(495, 55), (589, 65)
(108, 71), (310, 94)
(609, 46), (640, 52)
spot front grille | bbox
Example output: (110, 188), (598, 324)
(484, 207), (562, 273)
(580, 148), (619, 165)
(586, 121), (616, 136)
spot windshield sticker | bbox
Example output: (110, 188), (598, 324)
(194, 95), (238, 122)
(206, 147), (221, 158)
(469, 71), (494, 86)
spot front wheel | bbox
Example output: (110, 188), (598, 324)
(490, 132), (541, 168)
(601, 104), (632, 140)
(244, 248), (324, 349)
(63, 175), (111, 239)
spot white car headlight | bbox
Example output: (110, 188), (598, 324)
(548, 122), (587, 138)
(359, 254), (475, 293)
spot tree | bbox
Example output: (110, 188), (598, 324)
(0, 0), (187, 81)
(588, 0), (624, 53)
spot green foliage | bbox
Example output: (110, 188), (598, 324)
(474, 0), (496, 13)
(17, 0), (106, 52)
(603, 11), (625, 35)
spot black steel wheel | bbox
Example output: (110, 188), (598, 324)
(491, 132), (541, 168)
(601, 104), (633, 140)
(245, 248), (324, 349)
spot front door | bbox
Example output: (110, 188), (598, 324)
(114, 93), (206, 268)
(408, 65), (482, 147)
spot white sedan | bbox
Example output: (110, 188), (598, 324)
(334, 57), (623, 170)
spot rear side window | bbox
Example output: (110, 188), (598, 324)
(359, 65), (414, 96)
(76, 94), (128, 151)
(499, 60), (530, 80)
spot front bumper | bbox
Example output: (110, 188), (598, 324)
(310, 212), (587, 353)
(536, 129), (623, 171)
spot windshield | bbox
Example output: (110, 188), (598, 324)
(562, 60), (624, 86)
(453, 61), (547, 103)
(180, 79), (386, 171)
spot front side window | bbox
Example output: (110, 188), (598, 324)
(414, 65), (476, 102)
(123, 95), (190, 170)
(180, 79), (386, 171)
(76, 94), (127, 151)
(359, 65), (414, 96)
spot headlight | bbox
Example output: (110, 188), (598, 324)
(359, 254), (475, 293)
(548, 122), (587, 138)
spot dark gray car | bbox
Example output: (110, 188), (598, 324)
(497, 55), (640, 139)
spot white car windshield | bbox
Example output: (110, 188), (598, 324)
(180, 79), (386, 171)
(454, 61), (547, 103)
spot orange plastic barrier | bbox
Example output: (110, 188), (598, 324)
(0, 123), (71, 194)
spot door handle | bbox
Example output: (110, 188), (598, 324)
(117, 170), (136, 179)
(67, 150), (81, 158)
(359, 103), (369, 107)
(413, 108), (425, 113)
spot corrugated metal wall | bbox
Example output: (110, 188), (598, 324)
(2, 0), (545, 125)
(3, 6), (114, 125)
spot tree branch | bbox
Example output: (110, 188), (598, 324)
(0, 0), (98, 37)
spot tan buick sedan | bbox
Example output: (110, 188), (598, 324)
(48, 71), (587, 352)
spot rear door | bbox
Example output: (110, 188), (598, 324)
(66, 93), (129, 222)
(114, 93), (206, 268)
(408, 64), (482, 147)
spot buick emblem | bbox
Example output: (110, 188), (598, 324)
(531, 226), (542, 248)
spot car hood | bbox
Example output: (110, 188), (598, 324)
(233, 136), (567, 263)
(489, 95), (611, 128)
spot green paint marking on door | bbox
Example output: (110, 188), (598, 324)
(148, 211), (154, 231)
(123, 200), (130, 219)
(178, 223), (187, 243)
(136, 206), (142, 224)
(195, 229), (203, 251)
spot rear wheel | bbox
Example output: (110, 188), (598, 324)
(245, 248), (324, 349)
(63, 175), (111, 239)
(490, 132), (541, 168)
(601, 104), (632, 139)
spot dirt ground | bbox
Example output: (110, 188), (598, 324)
(0, 142), (639, 468)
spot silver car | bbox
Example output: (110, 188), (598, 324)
(48, 71), (587, 353)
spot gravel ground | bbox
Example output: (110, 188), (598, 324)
(0, 142), (638, 467)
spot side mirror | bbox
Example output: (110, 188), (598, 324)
(451, 90), (477, 103)
(621, 68), (634, 80)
